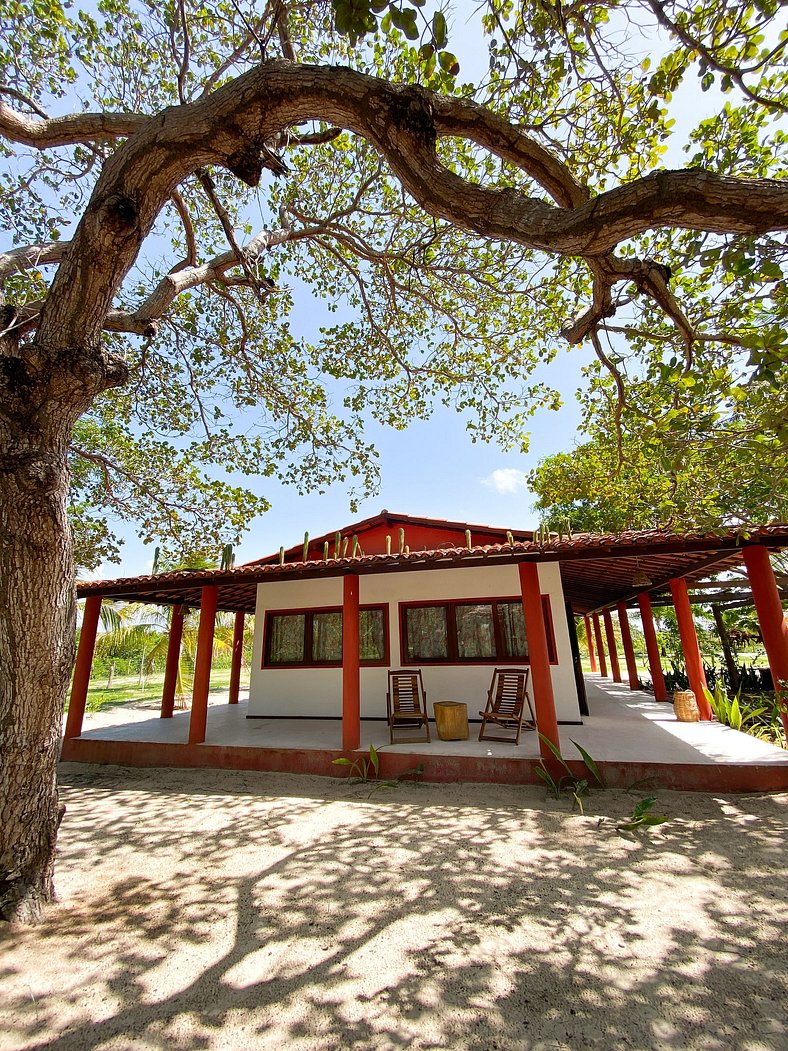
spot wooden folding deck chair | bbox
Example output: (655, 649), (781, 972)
(387, 670), (431, 744)
(478, 667), (536, 745)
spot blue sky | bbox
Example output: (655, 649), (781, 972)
(109, 298), (596, 575)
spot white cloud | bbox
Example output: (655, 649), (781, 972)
(481, 468), (528, 496)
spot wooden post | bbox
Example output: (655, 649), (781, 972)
(616, 602), (640, 690)
(228, 611), (245, 705)
(669, 577), (710, 719)
(637, 592), (668, 702)
(518, 563), (560, 762)
(160, 603), (185, 718)
(711, 603), (741, 693)
(603, 609), (622, 683)
(65, 595), (102, 739)
(342, 575), (361, 750)
(188, 586), (218, 745)
(592, 612), (608, 677)
(584, 615), (597, 673)
(742, 545), (788, 738)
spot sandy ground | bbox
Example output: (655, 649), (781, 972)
(1, 766), (786, 1051)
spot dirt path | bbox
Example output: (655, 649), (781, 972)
(1, 766), (786, 1050)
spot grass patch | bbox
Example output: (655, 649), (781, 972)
(68, 669), (249, 713)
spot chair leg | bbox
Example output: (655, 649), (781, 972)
(514, 711), (524, 746)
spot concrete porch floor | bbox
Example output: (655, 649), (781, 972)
(72, 675), (788, 768)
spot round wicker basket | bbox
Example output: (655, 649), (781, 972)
(674, 689), (700, 722)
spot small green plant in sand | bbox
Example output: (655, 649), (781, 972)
(601, 796), (669, 836)
(332, 744), (423, 795)
(535, 734), (604, 814)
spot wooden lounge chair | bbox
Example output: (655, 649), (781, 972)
(478, 667), (536, 745)
(387, 670), (431, 744)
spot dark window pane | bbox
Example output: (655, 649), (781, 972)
(360, 608), (385, 662)
(312, 611), (343, 662)
(456, 603), (496, 659)
(269, 614), (305, 664)
(405, 606), (448, 660)
(499, 602), (528, 659)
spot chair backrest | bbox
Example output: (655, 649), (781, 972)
(389, 671), (425, 715)
(490, 668), (528, 718)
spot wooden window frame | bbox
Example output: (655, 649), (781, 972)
(263, 604), (389, 668)
(399, 596), (558, 666)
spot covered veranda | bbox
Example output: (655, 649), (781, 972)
(63, 524), (788, 792)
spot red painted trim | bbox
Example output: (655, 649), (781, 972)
(602, 609), (622, 683)
(518, 563), (560, 765)
(592, 613), (608, 677)
(637, 592), (667, 702)
(398, 595), (558, 666)
(669, 577), (710, 719)
(59, 737), (788, 793)
(743, 545), (788, 738)
(616, 602), (640, 690)
(228, 611), (245, 704)
(189, 586), (218, 745)
(342, 576), (360, 750)
(584, 615), (598, 673)
(262, 603), (389, 668)
(65, 595), (102, 739)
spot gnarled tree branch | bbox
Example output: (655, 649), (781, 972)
(3, 61), (786, 353)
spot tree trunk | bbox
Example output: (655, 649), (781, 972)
(712, 603), (741, 693)
(0, 335), (127, 922)
(0, 411), (75, 921)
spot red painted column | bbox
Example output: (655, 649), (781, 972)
(616, 602), (640, 690)
(669, 577), (710, 719)
(342, 575), (361, 750)
(188, 586), (218, 745)
(228, 611), (245, 705)
(743, 545), (788, 738)
(160, 604), (185, 718)
(603, 609), (622, 683)
(592, 613), (608, 677)
(584, 616), (598, 673)
(519, 563), (560, 761)
(637, 592), (667, 702)
(65, 595), (102, 739)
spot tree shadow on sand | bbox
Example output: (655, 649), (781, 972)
(1, 765), (786, 1049)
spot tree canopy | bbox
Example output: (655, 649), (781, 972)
(528, 357), (788, 533)
(2, 0), (787, 568)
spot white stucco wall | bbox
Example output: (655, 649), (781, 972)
(248, 562), (582, 722)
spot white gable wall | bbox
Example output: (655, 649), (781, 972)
(248, 561), (581, 722)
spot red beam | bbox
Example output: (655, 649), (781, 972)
(519, 563), (560, 763)
(188, 586), (218, 745)
(64, 595), (102, 739)
(342, 575), (360, 750)
(228, 611), (245, 705)
(592, 612), (608, 677)
(637, 592), (667, 702)
(743, 545), (788, 738)
(669, 577), (710, 719)
(584, 615), (598, 673)
(603, 609), (622, 683)
(617, 602), (640, 690)
(160, 604), (184, 719)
